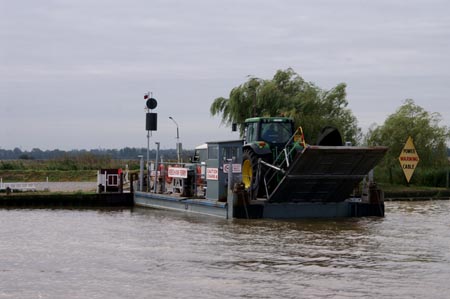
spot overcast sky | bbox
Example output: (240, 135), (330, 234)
(1, 0), (449, 151)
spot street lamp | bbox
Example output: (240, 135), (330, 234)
(169, 116), (181, 162)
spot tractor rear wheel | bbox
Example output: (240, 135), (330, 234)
(242, 150), (260, 199)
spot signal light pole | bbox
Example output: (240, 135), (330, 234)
(145, 92), (158, 192)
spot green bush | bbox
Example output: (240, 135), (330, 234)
(0, 161), (25, 170)
(374, 165), (449, 187)
(416, 168), (449, 187)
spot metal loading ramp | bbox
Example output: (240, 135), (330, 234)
(267, 146), (388, 203)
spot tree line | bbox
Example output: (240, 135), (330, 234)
(0, 147), (192, 161)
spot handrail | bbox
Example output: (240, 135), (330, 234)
(260, 126), (307, 198)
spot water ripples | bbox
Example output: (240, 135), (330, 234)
(1, 201), (450, 298)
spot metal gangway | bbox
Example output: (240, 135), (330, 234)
(259, 133), (388, 203)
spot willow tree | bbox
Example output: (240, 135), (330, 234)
(210, 68), (361, 144)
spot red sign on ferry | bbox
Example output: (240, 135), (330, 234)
(168, 167), (188, 178)
(206, 168), (219, 180)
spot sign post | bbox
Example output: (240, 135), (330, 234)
(398, 136), (420, 184)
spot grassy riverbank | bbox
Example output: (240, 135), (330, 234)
(380, 183), (450, 199)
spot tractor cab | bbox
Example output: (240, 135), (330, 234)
(244, 117), (295, 151)
(242, 117), (304, 197)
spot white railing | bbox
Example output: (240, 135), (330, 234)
(0, 178), (37, 192)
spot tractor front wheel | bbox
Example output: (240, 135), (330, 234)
(242, 150), (260, 199)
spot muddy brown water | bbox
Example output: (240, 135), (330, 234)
(1, 200), (449, 298)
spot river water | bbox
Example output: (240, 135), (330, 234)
(1, 200), (450, 299)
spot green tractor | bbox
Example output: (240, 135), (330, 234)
(241, 117), (305, 198)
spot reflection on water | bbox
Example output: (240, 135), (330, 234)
(1, 201), (450, 298)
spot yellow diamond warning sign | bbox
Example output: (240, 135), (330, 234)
(398, 136), (420, 183)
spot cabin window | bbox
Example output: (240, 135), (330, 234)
(246, 123), (257, 142)
(107, 174), (119, 186)
(208, 145), (218, 159)
(222, 146), (239, 161)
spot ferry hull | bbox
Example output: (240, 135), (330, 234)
(134, 192), (384, 219)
